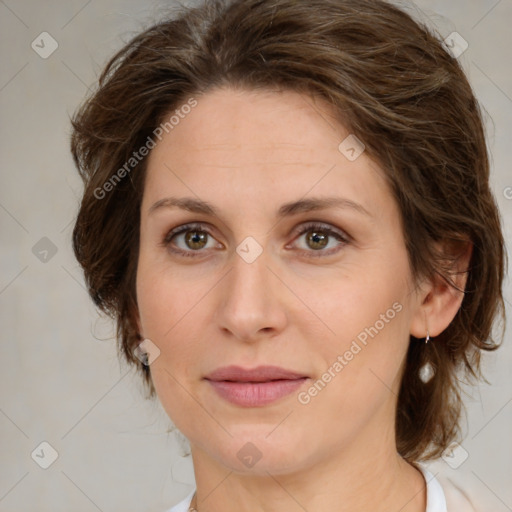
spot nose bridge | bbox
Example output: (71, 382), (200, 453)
(215, 242), (287, 340)
(228, 244), (273, 308)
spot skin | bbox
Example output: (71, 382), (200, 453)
(135, 87), (468, 512)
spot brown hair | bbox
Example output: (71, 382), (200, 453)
(70, 0), (506, 462)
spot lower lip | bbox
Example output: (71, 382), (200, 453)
(207, 378), (308, 407)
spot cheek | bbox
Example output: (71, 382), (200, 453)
(297, 302), (410, 439)
(135, 258), (191, 382)
(310, 268), (411, 394)
(135, 253), (215, 377)
(136, 249), (196, 340)
(136, 262), (204, 427)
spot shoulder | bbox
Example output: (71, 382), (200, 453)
(419, 464), (478, 512)
(164, 489), (195, 512)
(436, 475), (477, 512)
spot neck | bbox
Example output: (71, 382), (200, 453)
(189, 425), (426, 512)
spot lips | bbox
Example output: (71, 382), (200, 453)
(205, 365), (308, 382)
(204, 365), (309, 407)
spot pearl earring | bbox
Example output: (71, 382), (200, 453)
(419, 330), (436, 383)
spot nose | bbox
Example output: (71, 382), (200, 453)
(214, 248), (288, 343)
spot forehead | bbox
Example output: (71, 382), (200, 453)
(143, 87), (391, 218)
(154, 87), (343, 159)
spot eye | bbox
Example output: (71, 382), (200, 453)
(289, 222), (349, 257)
(162, 223), (221, 258)
(162, 221), (349, 259)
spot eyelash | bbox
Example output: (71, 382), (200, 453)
(161, 221), (350, 259)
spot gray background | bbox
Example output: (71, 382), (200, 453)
(0, 0), (510, 511)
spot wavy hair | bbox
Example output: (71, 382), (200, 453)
(70, 0), (506, 461)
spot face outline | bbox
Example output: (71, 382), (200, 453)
(135, 86), (427, 476)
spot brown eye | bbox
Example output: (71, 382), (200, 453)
(305, 229), (329, 250)
(292, 222), (349, 257)
(163, 223), (220, 257)
(184, 230), (209, 250)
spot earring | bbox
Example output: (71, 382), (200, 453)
(418, 331), (436, 383)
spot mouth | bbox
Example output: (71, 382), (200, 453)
(204, 365), (309, 407)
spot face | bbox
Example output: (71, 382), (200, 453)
(136, 87), (423, 475)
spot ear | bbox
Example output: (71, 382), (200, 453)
(410, 240), (473, 339)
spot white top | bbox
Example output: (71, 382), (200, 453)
(165, 465), (475, 512)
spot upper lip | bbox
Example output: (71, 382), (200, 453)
(205, 365), (308, 383)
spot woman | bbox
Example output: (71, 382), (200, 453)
(70, 0), (506, 510)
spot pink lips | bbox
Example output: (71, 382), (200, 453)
(204, 365), (309, 407)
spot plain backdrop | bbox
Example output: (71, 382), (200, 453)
(0, 0), (511, 511)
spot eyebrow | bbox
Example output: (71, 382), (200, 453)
(148, 196), (371, 218)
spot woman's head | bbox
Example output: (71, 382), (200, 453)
(71, 0), (505, 466)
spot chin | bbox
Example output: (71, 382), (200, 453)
(201, 428), (319, 476)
